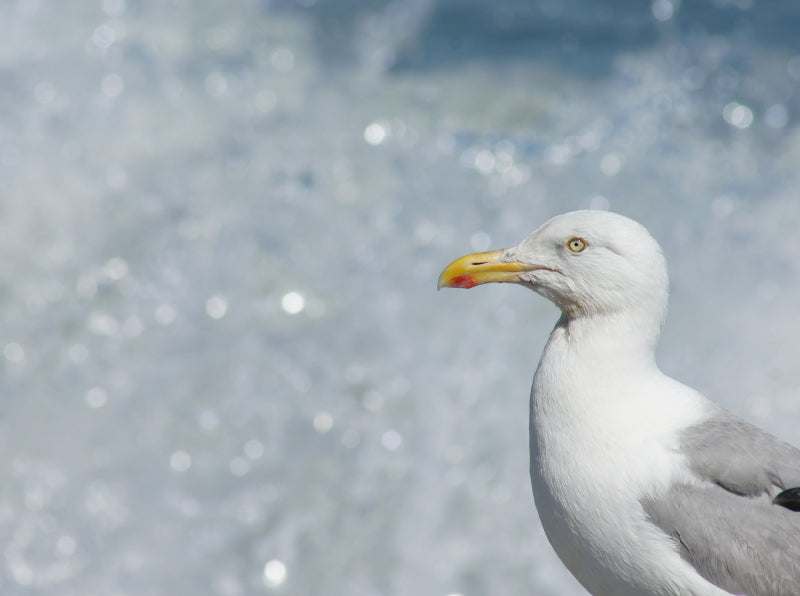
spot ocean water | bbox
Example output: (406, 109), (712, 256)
(1, 1), (800, 594)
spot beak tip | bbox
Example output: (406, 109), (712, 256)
(438, 274), (478, 289)
(438, 248), (519, 291)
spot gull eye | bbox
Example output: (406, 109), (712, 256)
(567, 237), (587, 253)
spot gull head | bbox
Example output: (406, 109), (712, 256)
(438, 210), (669, 322)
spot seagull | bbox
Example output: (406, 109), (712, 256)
(438, 210), (800, 596)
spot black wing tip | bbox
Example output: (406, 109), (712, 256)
(773, 487), (800, 512)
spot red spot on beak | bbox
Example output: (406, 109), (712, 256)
(449, 274), (478, 289)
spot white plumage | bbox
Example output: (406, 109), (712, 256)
(439, 211), (800, 595)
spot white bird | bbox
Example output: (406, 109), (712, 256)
(438, 210), (800, 596)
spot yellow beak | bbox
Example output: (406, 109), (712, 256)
(438, 248), (535, 289)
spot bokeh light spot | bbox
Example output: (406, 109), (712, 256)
(473, 150), (495, 175)
(723, 102), (753, 128)
(364, 121), (389, 146)
(271, 48), (295, 72)
(361, 390), (384, 411)
(104, 257), (129, 280)
(281, 292), (305, 314)
(69, 343), (89, 363)
(205, 72), (228, 97)
(154, 304), (177, 326)
(86, 387), (108, 409)
(381, 429), (403, 451)
(589, 195), (610, 210)
(4, 342), (25, 363)
(56, 535), (78, 556)
(244, 439), (264, 459)
(206, 295), (228, 319)
(170, 450), (192, 472)
(470, 231), (491, 252)
(92, 24), (115, 49)
(229, 457), (250, 477)
(651, 0), (674, 21)
(263, 559), (287, 587)
(255, 89), (277, 112)
(600, 153), (622, 177)
(313, 412), (333, 433)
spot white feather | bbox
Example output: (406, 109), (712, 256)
(513, 211), (733, 595)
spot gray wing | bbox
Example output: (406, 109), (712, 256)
(642, 409), (800, 596)
(643, 484), (800, 595)
(681, 408), (800, 498)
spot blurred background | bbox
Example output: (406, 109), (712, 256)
(1, 0), (800, 594)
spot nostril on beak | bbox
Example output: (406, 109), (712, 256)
(472, 261), (487, 266)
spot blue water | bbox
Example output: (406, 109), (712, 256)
(1, 1), (799, 594)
